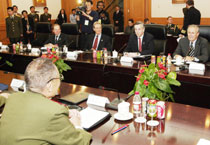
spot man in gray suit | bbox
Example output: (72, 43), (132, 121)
(173, 25), (209, 63)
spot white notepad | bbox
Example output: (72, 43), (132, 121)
(80, 107), (110, 130)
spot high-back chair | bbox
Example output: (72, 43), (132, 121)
(198, 25), (210, 61)
(102, 24), (115, 51)
(61, 23), (79, 50)
(144, 24), (167, 55)
(32, 22), (51, 46)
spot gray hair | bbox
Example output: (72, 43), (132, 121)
(134, 21), (145, 29)
(187, 24), (199, 33)
(24, 58), (59, 92)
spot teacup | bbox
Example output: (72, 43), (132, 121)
(118, 101), (130, 115)
(176, 56), (183, 65)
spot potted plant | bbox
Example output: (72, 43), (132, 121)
(129, 63), (181, 102)
(41, 48), (71, 80)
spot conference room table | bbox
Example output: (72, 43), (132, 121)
(0, 49), (210, 109)
(0, 71), (210, 145)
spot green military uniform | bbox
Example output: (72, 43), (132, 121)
(28, 13), (39, 31)
(40, 13), (51, 22)
(166, 23), (180, 36)
(0, 91), (92, 145)
(0, 96), (6, 107)
(5, 15), (23, 44)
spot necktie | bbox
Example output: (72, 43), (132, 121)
(138, 37), (142, 52)
(55, 36), (58, 43)
(93, 35), (98, 50)
(188, 42), (194, 57)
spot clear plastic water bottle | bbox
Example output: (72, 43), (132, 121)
(104, 48), (108, 58)
(167, 53), (172, 67)
(133, 91), (141, 116)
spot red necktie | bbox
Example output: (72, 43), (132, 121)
(138, 37), (142, 52)
(93, 35), (98, 50)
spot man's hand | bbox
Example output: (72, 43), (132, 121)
(174, 55), (183, 60)
(185, 56), (194, 62)
(0, 93), (10, 99)
(69, 109), (81, 127)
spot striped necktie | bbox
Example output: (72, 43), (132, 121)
(188, 42), (194, 57)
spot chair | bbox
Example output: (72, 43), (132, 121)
(102, 24), (115, 51)
(61, 23), (79, 50)
(32, 22), (51, 46)
(198, 25), (210, 61)
(144, 24), (167, 55)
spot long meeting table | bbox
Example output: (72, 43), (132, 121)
(0, 50), (210, 109)
(0, 71), (210, 145)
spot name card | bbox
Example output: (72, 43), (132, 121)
(87, 94), (110, 108)
(10, 79), (26, 92)
(66, 52), (78, 60)
(189, 62), (205, 71)
(120, 56), (134, 63)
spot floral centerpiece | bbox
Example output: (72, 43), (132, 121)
(41, 48), (71, 80)
(129, 63), (181, 102)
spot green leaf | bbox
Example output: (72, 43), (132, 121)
(5, 61), (13, 67)
(167, 78), (181, 86)
(169, 94), (175, 102)
(167, 71), (177, 80)
(128, 90), (134, 95)
(154, 78), (173, 93)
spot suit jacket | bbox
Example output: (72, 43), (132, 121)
(0, 96), (6, 107)
(113, 11), (124, 32)
(173, 37), (209, 62)
(124, 32), (155, 55)
(5, 15), (23, 38)
(45, 33), (70, 47)
(125, 26), (134, 35)
(56, 13), (67, 25)
(182, 6), (201, 32)
(0, 91), (92, 145)
(84, 34), (112, 51)
(40, 13), (52, 22)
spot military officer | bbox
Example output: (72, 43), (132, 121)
(166, 16), (180, 36)
(5, 7), (23, 44)
(28, 6), (39, 31)
(40, 7), (51, 22)
(13, 5), (22, 17)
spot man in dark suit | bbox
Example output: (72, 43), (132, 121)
(181, 0), (201, 35)
(124, 22), (155, 55)
(5, 7), (23, 44)
(45, 24), (69, 48)
(84, 21), (112, 51)
(113, 5), (124, 32)
(40, 7), (51, 22)
(173, 25), (209, 63)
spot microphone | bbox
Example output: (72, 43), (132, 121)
(99, 86), (123, 110)
(117, 43), (127, 53)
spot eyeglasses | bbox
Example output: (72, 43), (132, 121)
(46, 78), (60, 84)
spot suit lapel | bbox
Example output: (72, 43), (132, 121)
(98, 35), (103, 50)
(194, 37), (200, 56)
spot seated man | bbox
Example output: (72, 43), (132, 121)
(173, 25), (209, 63)
(166, 16), (180, 36)
(45, 24), (69, 48)
(124, 22), (155, 55)
(125, 19), (134, 35)
(0, 58), (92, 145)
(84, 21), (112, 51)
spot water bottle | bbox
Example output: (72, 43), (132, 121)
(104, 48), (108, 58)
(133, 91), (141, 116)
(167, 53), (172, 67)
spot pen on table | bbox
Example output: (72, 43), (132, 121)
(111, 124), (129, 135)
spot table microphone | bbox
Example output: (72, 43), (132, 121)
(117, 43), (127, 53)
(99, 86), (123, 110)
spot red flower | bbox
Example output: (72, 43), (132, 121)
(143, 80), (149, 86)
(139, 69), (145, 73)
(49, 54), (54, 59)
(158, 63), (167, 70)
(158, 73), (166, 80)
(136, 74), (142, 81)
(41, 54), (47, 58)
(164, 72), (168, 76)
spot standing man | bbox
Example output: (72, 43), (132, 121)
(96, 1), (110, 24)
(70, 9), (77, 24)
(76, 0), (99, 49)
(124, 22), (154, 55)
(13, 5), (21, 17)
(84, 21), (112, 51)
(28, 6), (39, 31)
(113, 5), (124, 32)
(173, 25), (209, 63)
(181, 0), (201, 35)
(166, 16), (180, 36)
(40, 7), (51, 22)
(5, 7), (23, 44)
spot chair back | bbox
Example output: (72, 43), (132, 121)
(199, 25), (210, 61)
(61, 23), (79, 49)
(102, 24), (115, 50)
(144, 24), (167, 55)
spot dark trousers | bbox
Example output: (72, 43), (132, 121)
(23, 33), (34, 44)
(9, 37), (20, 44)
(79, 33), (91, 50)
